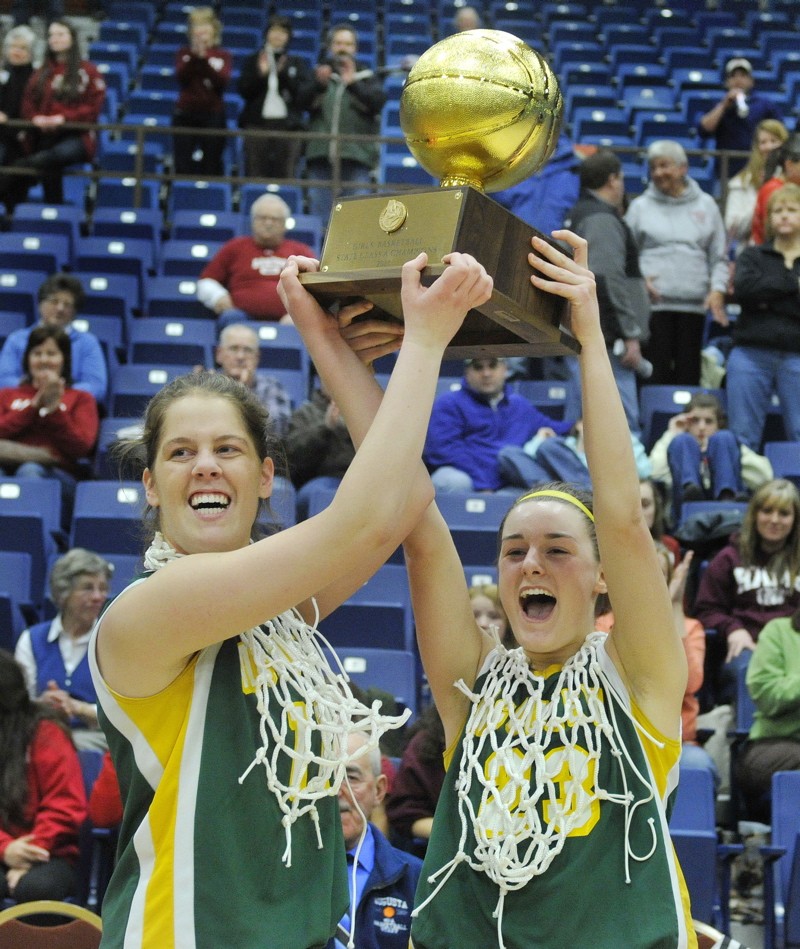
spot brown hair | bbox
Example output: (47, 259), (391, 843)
(766, 182), (800, 240)
(497, 481), (598, 560)
(22, 324), (72, 385)
(114, 371), (282, 547)
(738, 478), (800, 583)
(740, 119), (789, 189)
(34, 19), (83, 105)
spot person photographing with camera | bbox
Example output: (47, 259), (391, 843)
(301, 25), (385, 223)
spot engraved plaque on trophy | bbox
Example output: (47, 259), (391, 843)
(298, 29), (579, 358)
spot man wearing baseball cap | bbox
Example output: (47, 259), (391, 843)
(699, 58), (783, 176)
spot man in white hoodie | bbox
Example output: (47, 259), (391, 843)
(625, 140), (729, 386)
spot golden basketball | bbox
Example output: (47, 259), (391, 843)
(399, 30), (563, 193)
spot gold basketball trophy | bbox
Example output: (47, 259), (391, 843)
(299, 29), (579, 357)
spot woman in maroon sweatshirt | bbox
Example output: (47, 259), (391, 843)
(0, 650), (87, 903)
(172, 7), (232, 178)
(0, 18), (105, 211)
(695, 477), (800, 702)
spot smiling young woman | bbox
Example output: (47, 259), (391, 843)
(391, 232), (694, 949)
(88, 250), (492, 949)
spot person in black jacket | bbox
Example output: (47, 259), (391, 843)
(729, 182), (800, 450)
(0, 26), (35, 167)
(237, 15), (310, 181)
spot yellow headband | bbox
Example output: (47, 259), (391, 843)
(516, 489), (595, 523)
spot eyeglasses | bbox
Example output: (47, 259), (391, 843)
(222, 345), (258, 356)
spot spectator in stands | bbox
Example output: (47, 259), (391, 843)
(0, 326), (99, 522)
(560, 149), (651, 434)
(649, 392), (772, 520)
(699, 58), (783, 178)
(739, 608), (800, 823)
(730, 182), (800, 450)
(0, 26), (35, 167)
(197, 193), (314, 326)
(695, 478), (800, 704)
(640, 477), (680, 565)
(494, 131), (580, 243)
(452, 6), (483, 31)
(751, 134), (800, 245)
(14, 549), (111, 752)
(469, 582), (511, 648)
(172, 7), (231, 178)
(499, 417), (651, 491)
(725, 119), (788, 249)
(0, 650), (86, 904)
(211, 323), (292, 439)
(302, 25), (385, 223)
(287, 383), (354, 520)
(625, 140), (729, 386)
(424, 356), (575, 493)
(88, 750), (122, 830)
(0, 273), (107, 404)
(334, 732), (423, 949)
(238, 15), (310, 181)
(0, 19), (105, 212)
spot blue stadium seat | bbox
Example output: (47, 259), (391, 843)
(601, 24), (650, 49)
(608, 45), (661, 70)
(0, 311), (26, 344)
(0, 270), (47, 324)
(91, 207), (162, 250)
(694, 11), (737, 31)
(0, 550), (33, 647)
(169, 181), (233, 216)
(435, 494), (509, 566)
(0, 512), (57, 609)
(617, 64), (669, 87)
(679, 500), (748, 529)
(125, 90), (179, 118)
(564, 86), (619, 118)
(10, 203), (83, 255)
(323, 646), (417, 713)
(764, 442), (800, 484)
(633, 112), (691, 146)
(88, 41), (138, 73)
(240, 322), (311, 376)
(284, 214), (324, 255)
(107, 1), (156, 26)
(225, 8), (267, 30)
(663, 48), (712, 71)
(137, 66), (177, 93)
(672, 68), (722, 92)
(109, 364), (187, 417)
(98, 21), (148, 48)
(552, 43), (605, 74)
(71, 315), (124, 372)
(0, 478), (62, 550)
(93, 416), (141, 480)
(642, 7), (691, 30)
(171, 210), (242, 243)
(128, 317), (216, 367)
(94, 178), (160, 210)
(254, 367), (308, 409)
(318, 586), (414, 651)
(622, 86), (676, 113)
(94, 60), (129, 98)
(668, 768), (725, 926)
(652, 25), (702, 50)
(72, 272), (139, 323)
(74, 237), (155, 303)
(70, 481), (144, 556)
(0, 232), (71, 274)
(257, 475), (296, 534)
(96, 140), (163, 174)
(549, 22), (597, 46)
(512, 381), (570, 421)
(159, 239), (224, 278)
(141, 43), (181, 68)
(381, 153), (436, 187)
(561, 63), (613, 87)
(770, 772), (800, 949)
(572, 106), (631, 141)
(152, 21), (186, 45)
(145, 275), (210, 320)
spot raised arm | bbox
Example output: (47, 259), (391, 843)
(531, 232), (685, 738)
(98, 255), (492, 696)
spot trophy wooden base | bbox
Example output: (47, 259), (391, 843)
(298, 186), (580, 358)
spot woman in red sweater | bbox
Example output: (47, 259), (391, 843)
(0, 324), (99, 525)
(0, 649), (87, 902)
(0, 18), (105, 212)
(172, 7), (232, 177)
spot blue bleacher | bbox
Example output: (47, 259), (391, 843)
(70, 481), (144, 557)
(0, 233), (71, 274)
(127, 317), (215, 367)
(0, 271), (48, 324)
(145, 276), (210, 320)
(109, 364), (188, 417)
(11, 203), (83, 255)
(74, 237), (155, 303)
(94, 178), (160, 210)
(169, 181), (233, 217)
(92, 207), (163, 250)
(159, 239), (224, 278)
(0, 311), (27, 344)
(171, 210), (241, 243)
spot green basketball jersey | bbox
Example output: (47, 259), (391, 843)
(90, 579), (349, 949)
(411, 639), (697, 949)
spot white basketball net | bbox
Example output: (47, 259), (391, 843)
(412, 632), (661, 949)
(143, 532), (410, 867)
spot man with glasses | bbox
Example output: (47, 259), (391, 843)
(0, 272), (107, 404)
(197, 192), (313, 327)
(210, 323), (292, 439)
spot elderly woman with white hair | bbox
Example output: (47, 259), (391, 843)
(14, 548), (112, 751)
(0, 25), (35, 166)
(625, 140), (729, 385)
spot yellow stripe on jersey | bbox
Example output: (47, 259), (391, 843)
(628, 692), (682, 798)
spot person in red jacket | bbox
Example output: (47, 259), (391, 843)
(0, 650), (87, 903)
(172, 7), (232, 177)
(0, 324), (99, 527)
(0, 19), (104, 212)
(88, 751), (123, 830)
